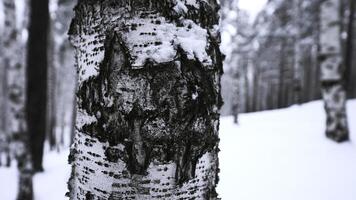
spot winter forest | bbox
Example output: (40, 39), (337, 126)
(0, 0), (355, 199)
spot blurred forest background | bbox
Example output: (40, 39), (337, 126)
(220, 0), (356, 116)
(0, 0), (355, 199)
(0, 0), (76, 170)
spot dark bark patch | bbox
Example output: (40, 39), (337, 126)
(104, 147), (121, 162)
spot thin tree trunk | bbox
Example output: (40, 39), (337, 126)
(278, 40), (286, 108)
(319, 0), (349, 142)
(67, 0), (223, 199)
(345, 0), (355, 96)
(0, 50), (10, 167)
(53, 0), (77, 148)
(293, 0), (303, 104)
(244, 60), (250, 112)
(231, 71), (239, 124)
(252, 67), (259, 111)
(3, 0), (34, 198)
(47, 22), (58, 151)
(26, 0), (50, 172)
(70, 77), (77, 146)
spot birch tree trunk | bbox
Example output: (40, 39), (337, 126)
(3, 0), (34, 199)
(67, 0), (223, 199)
(319, 0), (349, 142)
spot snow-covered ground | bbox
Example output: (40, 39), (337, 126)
(218, 100), (356, 200)
(1, 100), (356, 200)
(0, 149), (71, 200)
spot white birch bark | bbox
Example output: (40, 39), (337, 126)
(67, 0), (223, 199)
(319, 0), (349, 142)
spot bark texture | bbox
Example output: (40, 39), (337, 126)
(67, 0), (223, 199)
(3, 0), (34, 199)
(319, 0), (349, 142)
(26, 0), (50, 171)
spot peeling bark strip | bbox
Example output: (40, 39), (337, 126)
(67, 0), (223, 199)
(319, 0), (349, 142)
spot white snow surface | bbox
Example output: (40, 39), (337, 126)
(1, 100), (356, 199)
(218, 100), (356, 200)
(122, 16), (212, 68)
(0, 148), (71, 200)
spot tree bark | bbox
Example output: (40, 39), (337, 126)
(319, 0), (349, 142)
(67, 0), (223, 199)
(26, 0), (50, 172)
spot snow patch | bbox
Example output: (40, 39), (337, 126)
(120, 15), (212, 68)
(76, 109), (97, 129)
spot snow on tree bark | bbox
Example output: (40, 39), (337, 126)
(319, 0), (349, 142)
(2, 0), (34, 199)
(67, 0), (223, 199)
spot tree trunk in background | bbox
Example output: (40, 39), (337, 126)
(293, 0), (302, 104)
(345, 0), (355, 97)
(47, 23), (58, 151)
(278, 40), (286, 108)
(67, 0), (223, 199)
(3, 0), (34, 199)
(70, 71), (78, 146)
(231, 72), (239, 124)
(26, 0), (49, 172)
(319, 0), (349, 142)
(252, 67), (259, 111)
(0, 46), (10, 167)
(54, 0), (78, 149)
(70, 92), (76, 145)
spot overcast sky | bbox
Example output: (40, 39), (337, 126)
(238, 0), (268, 21)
